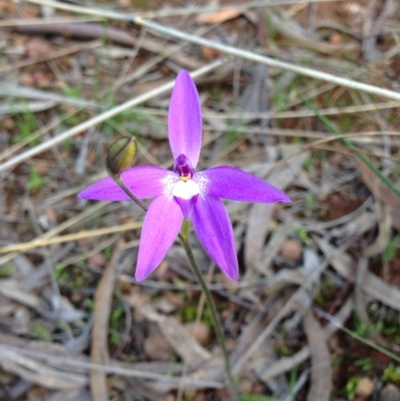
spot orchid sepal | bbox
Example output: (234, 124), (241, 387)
(78, 70), (291, 282)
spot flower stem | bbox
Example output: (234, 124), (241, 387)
(111, 178), (238, 399)
(178, 230), (239, 401)
(110, 174), (148, 212)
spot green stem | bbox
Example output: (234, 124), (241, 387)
(111, 177), (239, 399)
(178, 229), (239, 401)
(110, 174), (149, 211)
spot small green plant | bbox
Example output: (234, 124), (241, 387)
(225, 125), (245, 146)
(0, 266), (13, 278)
(108, 304), (124, 346)
(239, 395), (282, 401)
(110, 328), (122, 346)
(277, 344), (292, 357)
(103, 245), (112, 259)
(288, 365), (298, 401)
(354, 357), (373, 372)
(182, 304), (197, 322)
(305, 194), (314, 213)
(83, 298), (94, 312)
(60, 83), (82, 99)
(293, 224), (311, 245)
(332, 356), (343, 366)
(27, 166), (48, 190)
(110, 305), (124, 328)
(384, 233), (400, 263)
(181, 304), (212, 328)
(314, 276), (336, 305)
(54, 265), (70, 280)
(345, 376), (360, 400)
(353, 314), (375, 337)
(32, 323), (52, 342)
(271, 74), (297, 113)
(304, 155), (314, 172)
(14, 107), (38, 144)
(382, 363), (400, 383)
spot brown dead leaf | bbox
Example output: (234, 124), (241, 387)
(356, 160), (400, 229)
(196, 8), (242, 24)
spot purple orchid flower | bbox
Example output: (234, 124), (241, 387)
(78, 71), (290, 281)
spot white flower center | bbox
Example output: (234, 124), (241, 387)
(172, 179), (200, 200)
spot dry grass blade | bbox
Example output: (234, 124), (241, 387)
(0, 40), (102, 73)
(0, 280), (44, 309)
(13, 23), (202, 70)
(0, 348), (87, 390)
(299, 301), (332, 401)
(2, 1), (400, 398)
(0, 60), (223, 172)
(90, 241), (125, 401)
(0, 222), (142, 254)
(0, 100), (57, 115)
(22, 0), (400, 100)
(0, 344), (222, 387)
(137, 0), (348, 18)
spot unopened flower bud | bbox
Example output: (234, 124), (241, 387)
(106, 137), (137, 175)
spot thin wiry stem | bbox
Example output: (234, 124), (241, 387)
(110, 174), (149, 212)
(179, 233), (239, 401)
(22, 0), (400, 101)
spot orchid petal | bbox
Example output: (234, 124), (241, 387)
(135, 195), (183, 281)
(78, 165), (171, 201)
(168, 71), (202, 168)
(78, 177), (130, 201)
(196, 166), (291, 203)
(192, 195), (238, 281)
(174, 195), (198, 220)
(121, 166), (172, 199)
